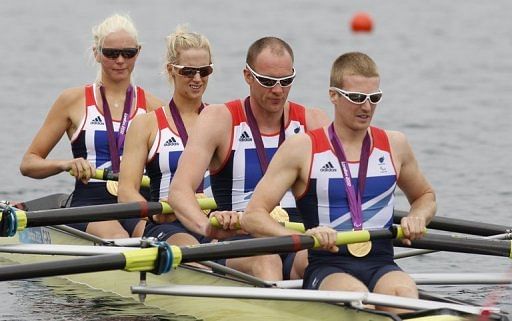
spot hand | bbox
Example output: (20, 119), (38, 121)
(209, 211), (242, 230)
(67, 158), (95, 184)
(305, 226), (339, 253)
(400, 215), (427, 246)
(205, 211), (246, 240)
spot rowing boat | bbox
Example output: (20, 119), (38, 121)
(0, 194), (509, 321)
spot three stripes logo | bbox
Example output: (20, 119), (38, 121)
(239, 131), (252, 142)
(90, 116), (104, 125)
(320, 161), (337, 172)
(164, 137), (180, 147)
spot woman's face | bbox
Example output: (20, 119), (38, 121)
(96, 29), (139, 83)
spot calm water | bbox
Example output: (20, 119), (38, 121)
(0, 0), (511, 318)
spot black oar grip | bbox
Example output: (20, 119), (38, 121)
(26, 202), (164, 227)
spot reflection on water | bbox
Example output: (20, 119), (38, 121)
(0, 260), (198, 321)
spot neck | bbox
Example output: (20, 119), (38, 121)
(332, 120), (369, 145)
(172, 93), (203, 115)
(99, 78), (132, 95)
(248, 97), (285, 133)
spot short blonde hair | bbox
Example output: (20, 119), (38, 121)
(330, 52), (379, 88)
(92, 13), (139, 49)
(165, 24), (212, 84)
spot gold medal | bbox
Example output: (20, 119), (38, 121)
(347, 240), (372, 257)
(106, 180), (119, 196)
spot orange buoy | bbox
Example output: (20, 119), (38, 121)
(351, 12), (373, 33)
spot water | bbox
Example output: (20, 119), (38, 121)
(1, 0), (512, 318)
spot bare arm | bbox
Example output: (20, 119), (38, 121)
(305, 107), (331, 131)
(389, 130), (436, 244)
(168, 104), (234, 237)
(241, 134), (311, 237)
(118, 113), (155, 203)
(19, 87), (95, 182)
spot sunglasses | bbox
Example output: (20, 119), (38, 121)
(246, 64), (296, 88)
(172, 64), (214, 78)
(101, 47), (140, 59)
(330, 87), (383, 104)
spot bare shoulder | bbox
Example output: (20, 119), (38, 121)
(54, 86), (84, 109)
(280, 132), (312, 155)
(199, 103), (232, 127)
(385, 129), (415, 165)
(143, 91), (164, 112)
(305, 106), (331, 130)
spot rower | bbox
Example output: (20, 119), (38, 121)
(166, 36), (331, 281)
(241, 51), (436, 313)
(19, 13), (163, 239)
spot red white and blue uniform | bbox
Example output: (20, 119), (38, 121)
(68, 83), (147, 233)
(143, 105), (210, 242)
(299, 127), (402, 291)
(210, 99), (307, 220)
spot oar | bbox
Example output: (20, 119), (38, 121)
(70, 168), (151, 188)
(393, 209), (509, 236)
(0, 198), (217, 237)
(224, 210), (510, 236)
(0, 226), (403, 281)
(394, 232), (512, 258)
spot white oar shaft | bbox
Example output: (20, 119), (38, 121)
(130, 284), (499, 315)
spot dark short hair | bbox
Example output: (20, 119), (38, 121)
(246, 36), (294, 67)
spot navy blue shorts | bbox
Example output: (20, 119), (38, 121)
(303, 239), (401, 291)
(144, 220), (210, 244)
(67, 182), (141, 236)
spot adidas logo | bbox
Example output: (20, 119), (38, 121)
(164, 137), (179, 147)
(90, 116), (104, 125)
(320, 161), (337, 172)
(239, 131), (252, 142)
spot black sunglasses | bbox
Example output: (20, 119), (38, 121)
(330, 87), (383, 104)
(172, 64), (214, 78)
(246, 64), (295, 88)
(101, 47), (140, 59)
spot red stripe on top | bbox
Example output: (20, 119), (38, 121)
(136, 86), (147, 111)
(155, 106), (168, 130)
(370, 126), (390, 152)
(85, 85), (95, 107)
(225, 99), (245, 126)
(288, 102), (307, 130)
(307, 128), (331, 153)
(291, 234), (303, 252)
(139, 201), (149, 218)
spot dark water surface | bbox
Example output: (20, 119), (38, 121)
(0, 0), (511, 318)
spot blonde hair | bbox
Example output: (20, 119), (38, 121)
(330, 52), (379, 88)
(92, 14), (139, 82)
(164, 24), (212, 84)
(92, 13), (139, 49)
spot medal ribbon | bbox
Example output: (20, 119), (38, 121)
(169, 98), (205, 192)
(100, 85), (134, 173)
(243, 97), (285, 174)
(328, 123), (371, 230)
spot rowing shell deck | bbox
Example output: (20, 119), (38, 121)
(2, 225), (508, 321)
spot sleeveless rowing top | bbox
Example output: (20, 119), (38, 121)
(296, 127), (397, 232)
(210, 98), (307, 213)
(146, 106), (210, 202)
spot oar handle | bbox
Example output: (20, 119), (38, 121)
(69, 169), (151, 188)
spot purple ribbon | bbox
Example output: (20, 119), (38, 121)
(100, 85), (133, 173)
(169, 98), (205, 192)
(244, 97), (285, 174)
(328, 123), (371, 230)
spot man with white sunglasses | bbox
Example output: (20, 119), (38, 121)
(241, 52), (436, 313)
(167, 36), (330, 280)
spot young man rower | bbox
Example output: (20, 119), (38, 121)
(167, 36), (330, 280)
(241, 52), (436, 313)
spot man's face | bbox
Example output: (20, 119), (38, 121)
(244, 48), (295, 114)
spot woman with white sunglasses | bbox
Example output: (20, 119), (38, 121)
(118, 25), (213, 244)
